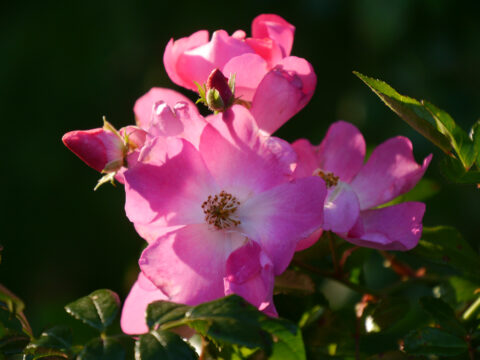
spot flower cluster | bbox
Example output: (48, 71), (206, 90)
(62, 14), (431, 335)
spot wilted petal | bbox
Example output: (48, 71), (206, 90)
(237, 176), (326, 274)
(224, 241), (277, 316)
(163, 30), (210, 90)
(316, 121), (366, 183)
(120, 272), (168, 335)
(251, 14), (295, 58)
(133, 87), (198, 129)
(346, 202), (425, 251)
(140, 224), (245, 304)
(350, 137), (432, 209)
(62, 128), (124, 172)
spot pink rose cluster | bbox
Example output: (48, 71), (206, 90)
(62, 14), (431, 334)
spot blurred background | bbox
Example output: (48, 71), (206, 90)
(2, 0), (479, 337)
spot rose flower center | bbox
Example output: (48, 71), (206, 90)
(202, 191), (241, 229)
(314, 169), (339, 188)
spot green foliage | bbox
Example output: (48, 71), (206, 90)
(404, 327), (468, 356)
(411, 226), (480, 281)
(355, 71), (480, 184)
(65, 290), (120, 332)
(135, 330), (197, 360)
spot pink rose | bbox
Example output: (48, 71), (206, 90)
(293, 121), (432, 251)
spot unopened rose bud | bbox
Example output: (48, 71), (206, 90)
(62, 127), (125, 173)
(205, 68), (234, 112)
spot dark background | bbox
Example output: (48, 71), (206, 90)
(2, 0), (479, 335)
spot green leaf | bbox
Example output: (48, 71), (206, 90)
(410, 226), (480, 281)
(25, 326), (72, 357)
(470, 119), (480, 168)
(78, 337), (125, 360)
(419, 297), (466, 337)
(440, 156), (480, 184)
(354, 71), (453, 155)
(65, 289), (120, 332)
(146, 301), (189, 331)
(260, 318), (306, 360)
(134, 330), (197, 360)
(446, 276), (480, 303)
(185, 295), (271, 350)
(422, 101), (477, 169)
(403, 327), (468, 356)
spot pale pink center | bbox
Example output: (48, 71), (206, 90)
(201, 191), (241, 229)
(313, 169), (339, 188)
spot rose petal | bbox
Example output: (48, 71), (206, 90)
(199, 115), (295, 198)
(316, 121), (366, 183)
(251, 14), (295, 58)
(133, 87), (198, 130)
(323, 182), (361, 234)
(346, 202), (425, 251)
(176, 30), (253, 90)
(120, 272), (168, 335)
(350, 137), (432, 209)
(124, 137), (217, 228)
(224, 242), (277, 316)
(140, 224), (245, 304)
(237, 176), (326, 274)
(222, 53), (269, 101)
(163, 30), (210, 90)
(250, 57), (316, 134)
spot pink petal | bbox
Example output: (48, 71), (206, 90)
(124, 137), (217, 228)
(176, 30), (253, 90)
(323, 182), (361, 234)
(199, 113), (296, 198)
(225, 241), (262, 284)
(350, 137), (433, 209)
(120, 126), (147, 150)
(222, 53), (269, 101)
(244, 37), (283, 68)
(62, 128), (124, 172)
(250, 57), (316, 134)
(295, 228), (323, 252)
(133, 87), (198, 130)
(251, 14), (295, 58)
(139, 224), (246, 305)
(316, 121), (366, 183)
(277, 56), (317, 98)
(346, 202), (425, 251)
(291, 138), (318, 178)
(120, 272), (168, 335)
(224, 242), (277, 316)
(237, 176), (326, 274)
(163, 30), (210, 90)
